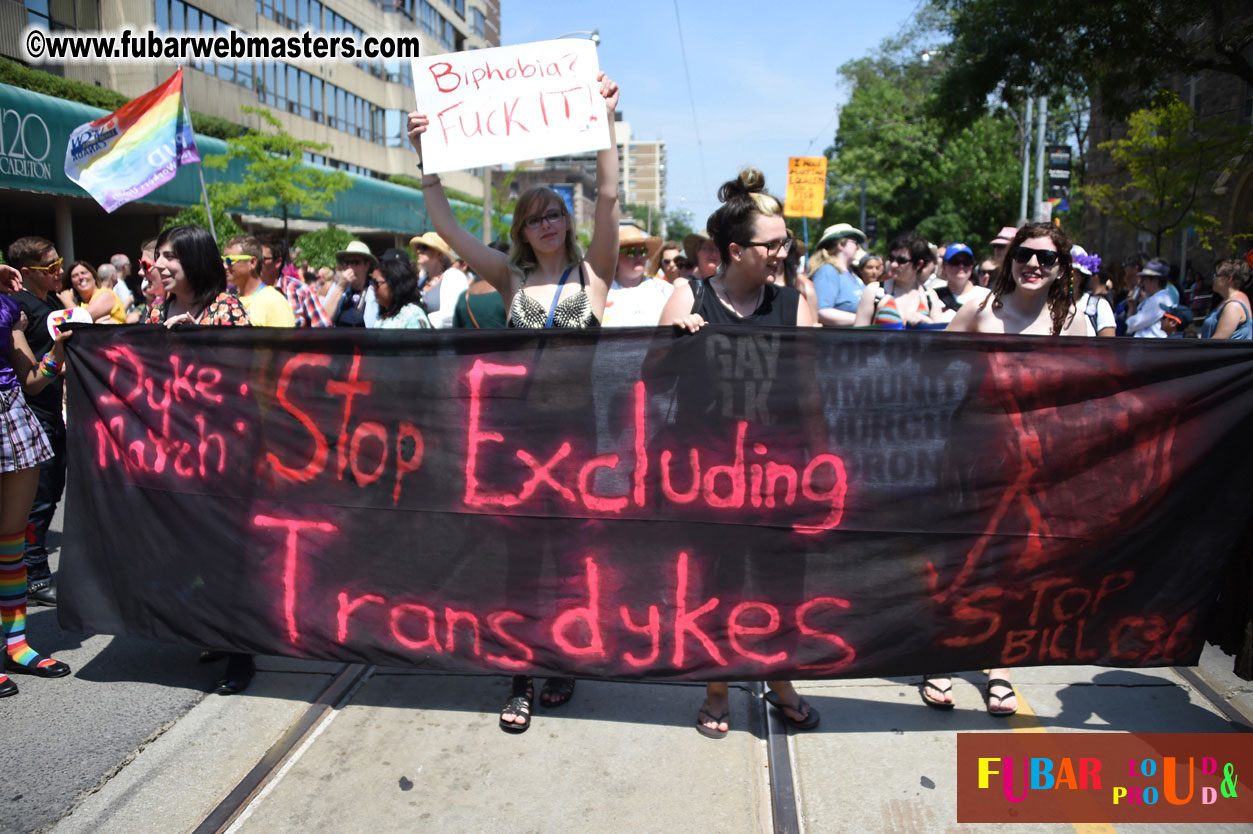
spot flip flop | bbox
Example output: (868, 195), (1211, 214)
(764, 691), (820, 731)
(696, 708), (729, 739)
(920, 677), (956, 710)
(985, 678), (1018, 716)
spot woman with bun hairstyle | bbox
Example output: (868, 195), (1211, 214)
(407, 73), (621, 733)
(659, 169), (819, 739)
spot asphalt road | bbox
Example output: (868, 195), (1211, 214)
(3, 504), (220, 834)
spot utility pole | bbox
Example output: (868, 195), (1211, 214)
(1033, 95), (1048, 222)
(859, 178), (867, 231)
(1018, 96), (1033, 224)
(482, 165), (493, 244)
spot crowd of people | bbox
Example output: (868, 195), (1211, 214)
(0, 70), (1248, 731)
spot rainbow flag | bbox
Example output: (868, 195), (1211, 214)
(65, 68), (200, 213)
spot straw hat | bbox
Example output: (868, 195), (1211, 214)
(334, 240), (377, 265)
(619, 225), (662, 259)
(409, 232), (451, 258)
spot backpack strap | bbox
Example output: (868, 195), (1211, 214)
(690, 278), (707, 315)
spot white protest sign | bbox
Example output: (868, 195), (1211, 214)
(412, 39), (611, 174)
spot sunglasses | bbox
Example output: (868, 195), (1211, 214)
(523, 209), (565, 229)
(1012, 246), (1061, 267)
(889, 255), (911, 265)
(222, 254), (253, 266)
(661, 258), (677, 266)
(28, 257), (63, 272)
(946, 257), (974, 267)
(674, 258), (691, 268)
(139, 258), (154, 271)
(339, 258), (367, 267)
(620, 246), (650, 258)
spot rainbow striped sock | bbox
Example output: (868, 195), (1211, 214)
(0, 530), (56, 670)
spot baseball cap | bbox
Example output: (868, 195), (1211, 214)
(943, 243), (974, 262)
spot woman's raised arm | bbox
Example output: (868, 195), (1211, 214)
(581, 73), (622, 303)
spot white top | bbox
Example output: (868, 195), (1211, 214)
(1125, 288), (1172, 338)
(423, 267), (470, 329)
(602, 277), (674, 327)
(1077, 292), (1116, 335)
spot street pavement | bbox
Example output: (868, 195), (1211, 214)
(7, 509), (1253, 834)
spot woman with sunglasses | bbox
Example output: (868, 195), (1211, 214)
(649, 240), (683, 283)
(144, 226), (249, 328)
(659, 168), (818, 738)
(370, 258), (432, 329)
(855, 232), (943, 328)
(1201, 258), (1252, 340)
(928, 222), (1086, 716)
(408, 73), (621, 733)
(934, 244), (990, 322)
(408, 232), (467, 329)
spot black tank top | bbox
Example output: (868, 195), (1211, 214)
(693, 278), (799, 326)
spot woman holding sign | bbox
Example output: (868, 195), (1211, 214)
(407, 72), (621, 733)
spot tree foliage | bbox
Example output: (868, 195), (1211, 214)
(293, 227), (356, 272)
(666, 210), (695, 242)
(930, 0), (1253, 126)
(161, 202), (243, 248)
(823, 24), (1022, 254)
(203, 106), (351, 236)
(1085, 93), (1245, 255)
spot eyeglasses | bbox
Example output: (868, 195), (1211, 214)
(889, 254), (911, 265)
(339, 258), (367, 267)
(1012, 246), (1061, 268)
(946, 257), (974, 267)
(371, 277), (387, 288)
(620, 246), (650, 258)
(139, 258), (154, 271)
(523, 209), (564, 229)
(27, 257), (63, 273)
(739, 238), (793, 256)
(222, 254), (253, 266)
(413, 245), (432, 254)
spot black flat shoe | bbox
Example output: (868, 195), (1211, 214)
(5, 657), (70, 678)
(27, 578), (56, 607)
(198, 649), (228, 664)
(214, 653), (255, 696)
(0, 677), (17, 697)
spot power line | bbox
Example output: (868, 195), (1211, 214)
(672, 0), (709, 202)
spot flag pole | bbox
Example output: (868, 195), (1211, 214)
(177, 72), (217, 241)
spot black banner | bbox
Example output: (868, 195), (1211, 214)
(60, 327), (1253, 680)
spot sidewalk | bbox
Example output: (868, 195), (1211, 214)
(47, 652), (1252, 834)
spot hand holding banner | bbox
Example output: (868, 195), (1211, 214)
(411, 39), (612, 174)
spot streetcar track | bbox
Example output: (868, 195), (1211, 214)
(191, 665), (1247, 834)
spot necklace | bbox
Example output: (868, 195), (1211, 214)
(713, 276), (763, 318)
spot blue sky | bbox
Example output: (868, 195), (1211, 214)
(503, 0), (927, 231)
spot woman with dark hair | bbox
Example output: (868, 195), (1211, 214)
(852, 253), (884, 286)
(408, 73), (621, 732)
(370, 259), (431, 329)
(144, 225), (249, 327)
(659, 168), (818, 738)
(1201, 258), (1251, 340)
(854, 232), (943, 328)
(66, 261), (126, 324)
(930, 222), (1087, 716)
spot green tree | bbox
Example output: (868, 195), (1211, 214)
(930, 0), (1253, 126)
(203, 105), (351, 237)
(294, 227), (356, 272)
(162, 202), (242, 248)
(824, 24), (1021, 254)
(1086, 93), (1244, 255)
(666, 210), (695, 242)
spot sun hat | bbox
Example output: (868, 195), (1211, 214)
(815, 223), (867, 249)
(409, 232), (451, 258)
(1071, 245), (1102, 277)
(990, 226), (1018, 247)
(334, 240), (377, 265)
(683, 230), (713, 263)
(1138, 258), (1170, 279)
(619, 225), (662, 259)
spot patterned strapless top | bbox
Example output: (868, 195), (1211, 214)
(507, 264), (600, 329)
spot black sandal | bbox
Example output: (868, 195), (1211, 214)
(500, 675), (533, 734)
(540, 676), (575, 708)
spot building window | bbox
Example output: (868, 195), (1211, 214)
(470, 6), (486, 37)
(449, 0), (464, 17)
(25, 0), (100, 31)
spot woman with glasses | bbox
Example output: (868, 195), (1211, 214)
(1201, 259), (1251, 340)
(855, 232), (943, 328)
(658, 168), (819, 738)
(407, 73), (621, 733)
(369, 258), (432, 329)
(929, 222), (1086, 716)
(603, 227), (673, 327)
(408, 232), (467, 329)
(934, 244), (990, 323)
(144, 226), (249, 328)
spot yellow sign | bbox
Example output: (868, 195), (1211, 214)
(783, 156), (827, 218)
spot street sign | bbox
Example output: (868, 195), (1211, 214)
(783, 156), (827, 218)
(1046, 144), (1071, 200)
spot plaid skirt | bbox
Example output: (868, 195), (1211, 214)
(0, 384), (53, 473)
